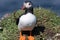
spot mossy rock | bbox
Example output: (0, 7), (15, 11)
(0, 8), (60, 40)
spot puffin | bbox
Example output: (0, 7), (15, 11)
(16, 1), (36, 40)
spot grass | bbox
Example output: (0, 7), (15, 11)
(0, 8), (60, 40)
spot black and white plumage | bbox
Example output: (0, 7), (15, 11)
(16, 1), (36, 31)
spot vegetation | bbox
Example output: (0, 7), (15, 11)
(0, 8), (60, 40)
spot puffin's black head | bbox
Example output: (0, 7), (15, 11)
(21, 1), (33, 10)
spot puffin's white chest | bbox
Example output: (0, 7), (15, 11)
(18, 13), (36, 28)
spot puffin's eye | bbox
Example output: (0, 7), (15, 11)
(29, 3), (31, 5)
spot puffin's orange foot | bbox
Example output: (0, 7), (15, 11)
(19, 32), (26, 40)
(19, 35), (26, 40)
(28, 36), (35, 40)
(28, 31), (35, 40)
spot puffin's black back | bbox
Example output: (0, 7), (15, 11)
(16, 14), (25, 25)
(16, 18), (19, 25)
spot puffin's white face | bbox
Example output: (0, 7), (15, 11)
(23, 2), (32, 8)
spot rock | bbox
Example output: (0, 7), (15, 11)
(0, 25), (3, 31)
(1, 13), (11, 20)
(0, 27), (2, 29)
(53, 33), (60, 40)
(54, 33), (60, 36)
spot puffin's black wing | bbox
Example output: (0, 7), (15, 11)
(16, 13), (25, 25)
(16, 18), (19, 25)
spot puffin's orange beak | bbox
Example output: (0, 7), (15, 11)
(21, 5), (25, 10)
